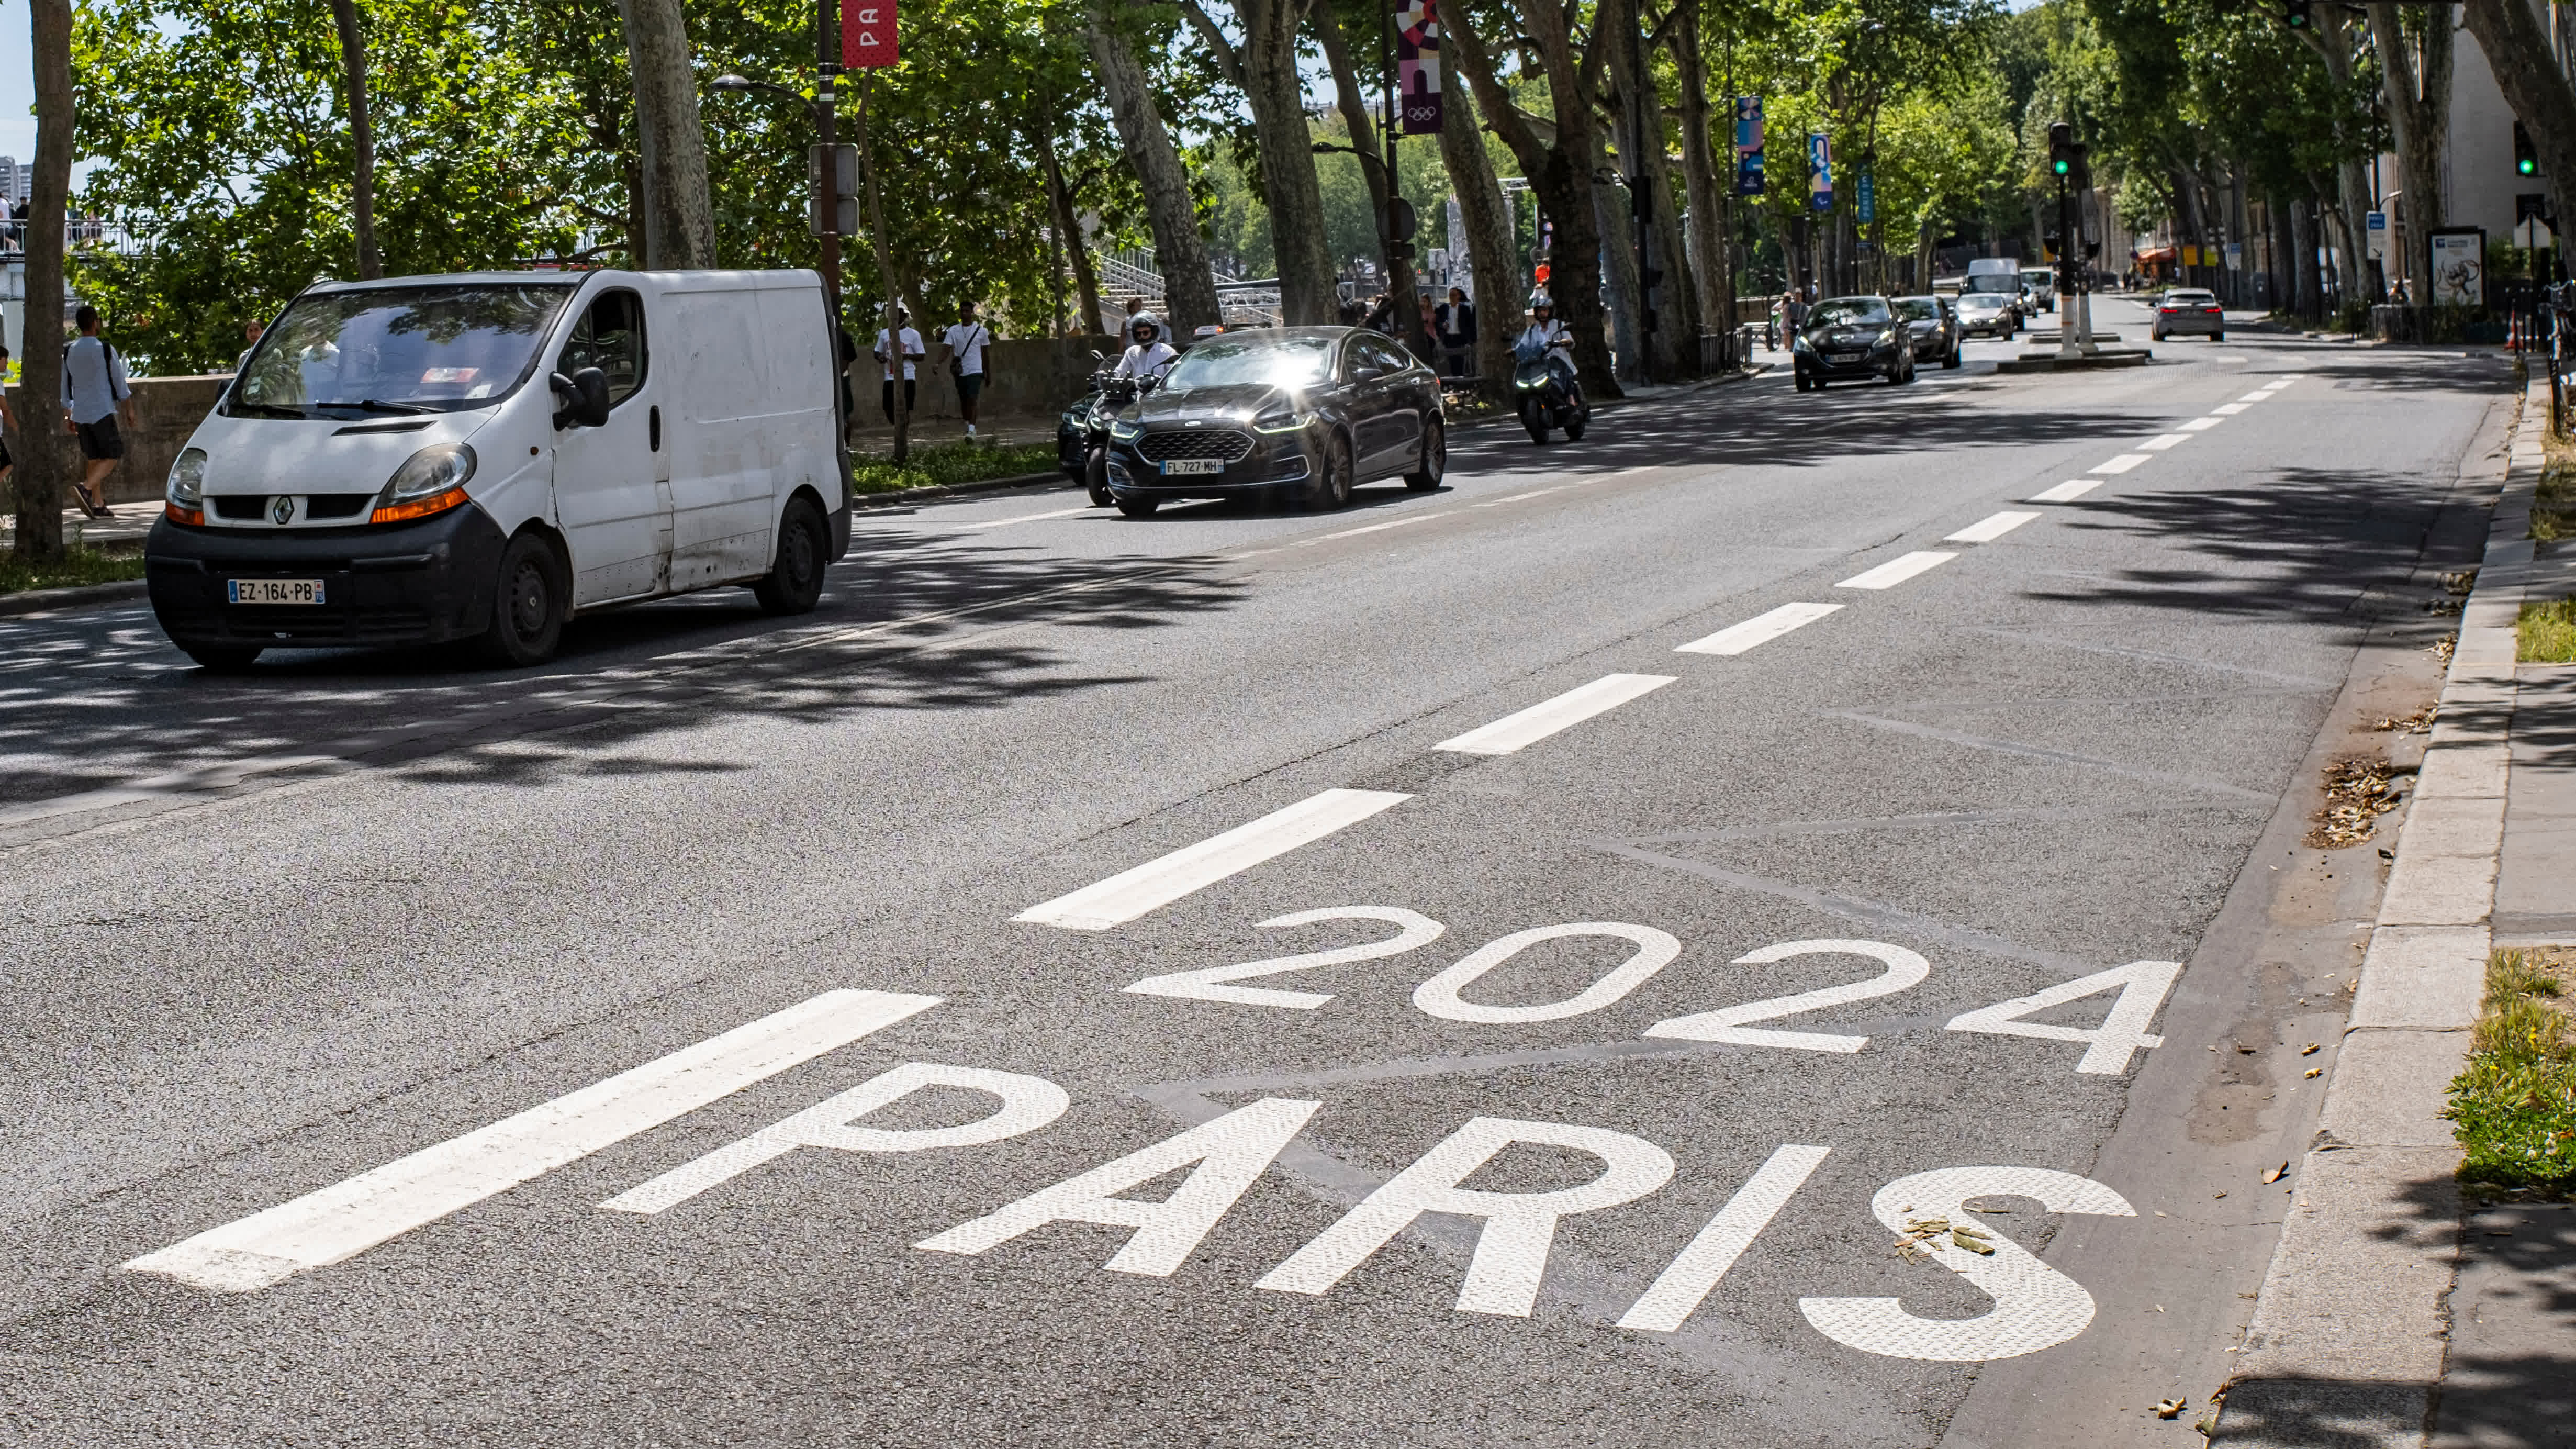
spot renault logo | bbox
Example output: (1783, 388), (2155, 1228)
(270, 495), (295, 525)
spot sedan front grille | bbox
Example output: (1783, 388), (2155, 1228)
(1137, 428), (1254, 463)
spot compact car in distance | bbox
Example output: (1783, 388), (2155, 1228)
(1891, 295), (1963, 369)
(1101, 326), (1445, 516)
(1952, 291), (2019, 339)
(1793, 296), (1916, 390)
(2151, 288), (2226, 341)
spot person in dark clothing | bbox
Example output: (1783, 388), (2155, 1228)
(1363, 292), (1396, 334)
(1435, 287), (1476, 376)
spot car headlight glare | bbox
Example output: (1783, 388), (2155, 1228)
(1252, 409), (1314, 433)
(167, 447), (207, 506)
(381, 442), (476, 504)
(1793, 333), (1813, 353)
(1108, 420), (1143, 441)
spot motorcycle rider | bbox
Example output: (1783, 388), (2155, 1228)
(1113, 311), (1179, 381)
(1514, 293), (1578, 394)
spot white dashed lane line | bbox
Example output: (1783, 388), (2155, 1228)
(2236, 391), (2272, 404)
(1945, 510), (2040, 544)
(2135, 433), (2189, 452)
(2178, 417), (2223, 431)
(2212, 402), (2250, 414)
(2090, 454), (2151, 475)
(1836, 551), (1956, 590)
(1016, 788), (1411, 931)
(1435, 673), (1677, 756)
(959, 505), (1097, 529)
(1676, 602), (1844, 656)
(2031, 479), (2102, 503)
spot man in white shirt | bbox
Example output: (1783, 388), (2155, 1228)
(942, 301), (992, 439)
(1111, 313), (1177, 380)
(61, 305), (135, 517)
(872, 305), (925, 424)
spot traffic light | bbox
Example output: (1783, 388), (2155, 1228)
(2517, 122), (2540, 177)
(2284, 0), (2310, 28)
(2069, 142), (2092, 191)
(2048, 121), (2074, 179)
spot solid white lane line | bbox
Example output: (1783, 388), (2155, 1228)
(124, 990), (943, 1293)
(1676, 601), (1844, 656)
(1016, 788), (1410, 931)
(1473, 485), (1574, 508)
(1618, 1144), (1831, 1333)
(960, 505), (1095, 528)
(1836, 551), (1957, 590)
(1435, 673), (1677, 755)
(1321, 512), (1437, 540)
(2179, 416), (2223, 431)
(2136, 433), (2190, 451)
(2090, 454), (2151, 474)
(2213, 402), (2250, 414)
(1945, 510), (2041, 544)
(2031, 479), (2102, 503)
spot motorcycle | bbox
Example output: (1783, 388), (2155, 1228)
(1056, 353), (1143, 508)
(1511, 338), (1589, 444)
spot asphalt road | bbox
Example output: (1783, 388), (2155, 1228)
(0, 299), (2514, 1447)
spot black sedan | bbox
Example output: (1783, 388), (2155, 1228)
(1102, 327), (1445, 517)
(1793, 296), (1916, 391)
(1892, 294), (1962, 369)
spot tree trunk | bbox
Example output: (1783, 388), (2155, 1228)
(330, 0), (380, 280)
(1604, 0), (1691, 376)
(1435, 41), (1518, 394)
(1311, 5), (1392, 260)
(1667, 1), (1732, 348)
(1235, 0), (1337, 324)
(1034, 126), (1105, 335)
(1444, 0), (1618, 396)
(1084, 8), (1220, 334)
(2369, 2), (2448, 308)
(14, 0), (72, 562)
(2293, 193), (2322, 319)
(2299, 7), (2378, 303)
(2461, 0), (2576, 246)
(1591, 121), (1643, 381)
(614, 0), (715, 268)
(854, 75), (910, 461)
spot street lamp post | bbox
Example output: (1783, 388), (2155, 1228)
(709, 68), (841, 310)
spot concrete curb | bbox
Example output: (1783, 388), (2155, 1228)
(0, 577), (150, 618)
(2213, 371), (2545, 1445)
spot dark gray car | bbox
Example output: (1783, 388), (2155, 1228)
(1891, 295), (1963, 369)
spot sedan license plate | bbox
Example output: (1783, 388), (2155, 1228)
(1160, 459), (1224, 476)
(228, 578), (325, 606)
(1828, 353), (1863, 364)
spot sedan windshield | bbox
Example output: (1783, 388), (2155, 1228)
(1891, 298), (1939, 322)
(1161, 336), (1337, 391)
(226, 281), (579, 418)
(1808, 298), (1891, 329)
(1955, 294), (2003, 311)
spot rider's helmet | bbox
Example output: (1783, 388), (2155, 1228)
(1128, 311), (1164, 347)
(1528, 291), (1554, 320)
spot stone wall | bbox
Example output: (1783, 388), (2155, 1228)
(4, 374), (230, 506)
(865, 336), (1125, 423)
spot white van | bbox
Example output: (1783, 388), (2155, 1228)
(146, 269), (852, 670)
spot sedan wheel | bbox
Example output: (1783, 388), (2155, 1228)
(1404, 418), (1446, 492)
(1305, 435), (1354, 510)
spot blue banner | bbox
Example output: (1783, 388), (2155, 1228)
(1808, 133), (1832, 212)
(1856, 169), (1875, 224)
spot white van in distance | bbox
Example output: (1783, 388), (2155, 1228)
(147, 269), (853, 670)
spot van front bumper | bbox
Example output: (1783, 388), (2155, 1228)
(145, 503), (509, 650)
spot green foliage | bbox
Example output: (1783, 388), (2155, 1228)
(848, 440), (1057, 494)
(2520, 597), (2576, 662)
(0, 543), (148, 597)
(2449, 949), (2576, 1193)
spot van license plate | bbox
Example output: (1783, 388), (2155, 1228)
(228, 578), (325, 605)
(1160, 459), (1224, 476)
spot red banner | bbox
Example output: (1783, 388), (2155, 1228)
(844, 0), (897, 68)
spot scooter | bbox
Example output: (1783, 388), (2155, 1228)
(1511, 338), (1589, 444)
(1056, 353), (1141, 507)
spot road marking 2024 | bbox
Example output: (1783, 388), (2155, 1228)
(1122, 907), (2180, 1075)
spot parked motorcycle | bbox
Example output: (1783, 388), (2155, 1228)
(1056, 354), (1143, 508)
(1511, 338), (1589, 444)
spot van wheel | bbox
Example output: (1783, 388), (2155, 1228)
(1405, 418), (1446, 491)
(478, 532), (567, 667)
(754, 497), (828, 615)
(182, 643), (262, 673)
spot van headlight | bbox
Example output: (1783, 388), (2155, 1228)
(166, 447), (207, 506)
(371, 442), (476, 524)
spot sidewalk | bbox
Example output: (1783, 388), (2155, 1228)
(2216, 373), (2576, 1447)
(0, 500), (159, 550)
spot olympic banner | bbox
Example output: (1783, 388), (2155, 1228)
(844, 0), (897, 68)
(1397, 0), (1441, 135)
(1733, 97), (1764, 196)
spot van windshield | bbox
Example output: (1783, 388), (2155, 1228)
(225, 281), (580, 419)
(1962, 275), (2019, 295)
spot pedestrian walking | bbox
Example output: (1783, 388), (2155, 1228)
(873, 305), (924, 425)
(943, 302), (992, 440)
(62, 305), (133, 519)
(1435, 286), (1476, 377)
(1364, 292), (1395, 335)
(236, 318), (263, 373)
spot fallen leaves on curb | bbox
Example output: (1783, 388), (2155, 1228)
(2431, 632), (2458, 665)
(2308, 757), (2404, 849)
(2302, 1043), (2321, 1055)
(2263, 1162), (2289, 1185)
(2155, 1397), (2187, 1420)
(2305, 1067), (2323, 1078)
(2375, 701), (2437, 734)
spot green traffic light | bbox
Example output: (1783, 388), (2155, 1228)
(2521, 158), (2539, 175)
(2052, 160), (2070, 175)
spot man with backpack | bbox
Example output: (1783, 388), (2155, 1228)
(61, 305), (134, 518)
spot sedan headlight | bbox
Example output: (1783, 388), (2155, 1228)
(166, 447), (207, 506)
(371, 442), (475, 524)
(1108, 419), (1143, 441)
(1793, 332), (1813, 353)
(1252, 407), (1314, 433)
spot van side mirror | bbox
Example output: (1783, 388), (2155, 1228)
(551, 367), (611, 429)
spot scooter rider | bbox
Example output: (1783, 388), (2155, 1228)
(1515, 294), (1578, 392)
(1113, 311), (1179, 380)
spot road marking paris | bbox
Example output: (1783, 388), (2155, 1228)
(2178, 416), (2223, 432)
(2088, 454), (2151, 475)
(1836, 552), (1956, 590)
(1436, 674), (1677, 756)
(1676, 601), (1844, 655)
(1016, 788), (1411, 931)
(2135, 434), (2190, 452)
(125, 990), (943, 1292)
(1945, 511), (2040, 544)
(2030, 479), (2101, 503)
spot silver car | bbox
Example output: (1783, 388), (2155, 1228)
(1952, 291), (2019, 339)
(2152, 288), (2226, 341)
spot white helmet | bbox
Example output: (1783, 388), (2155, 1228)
(1127, 311), (1164, 345)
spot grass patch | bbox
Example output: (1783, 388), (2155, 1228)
(2447, 947), (2576, 1195)
(0, 544), (147, 597)
(2536, 462), (2576, 544)
(848, 440), (1058, 496)
(2525, 597), (2576, 663)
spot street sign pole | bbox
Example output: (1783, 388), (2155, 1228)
(815, 0), (841, 313)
